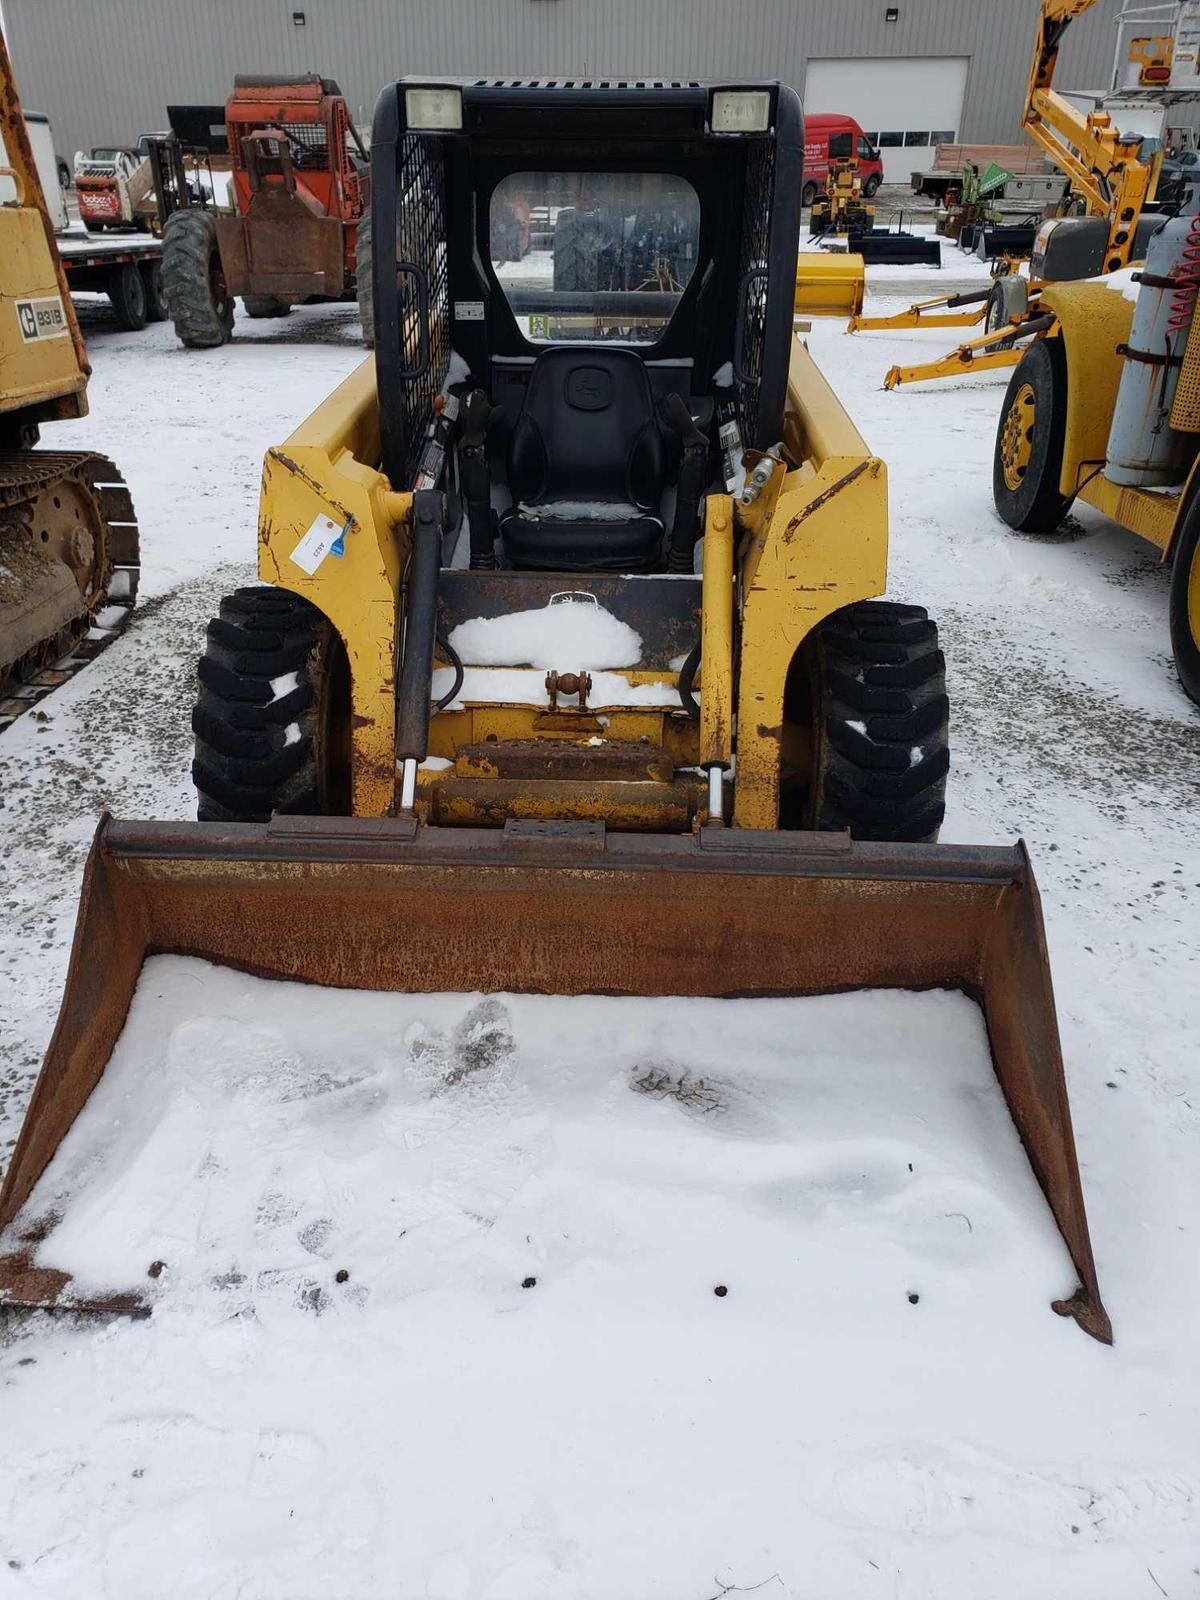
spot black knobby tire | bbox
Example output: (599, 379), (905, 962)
(108, 262), (147, 330)
(243, 294), (291, 318)
(355, 206), (374, 347)
(552, 207), (612, 292)
(785, 601), (949, 843)
(192, 587), (351, 821)
(1168, 495), (1200, 708)
(142, 261), (168, 322)
(162, 207), (235, 349)
(992, 335), (1072, 534)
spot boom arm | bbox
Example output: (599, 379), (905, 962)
(1023, 0), (1162, 271)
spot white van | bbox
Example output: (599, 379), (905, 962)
(0, 110), (70, 232)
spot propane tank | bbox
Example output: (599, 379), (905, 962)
(1107, 196), (1200, 486)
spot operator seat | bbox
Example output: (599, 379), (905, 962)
(499, 347), (667, 571)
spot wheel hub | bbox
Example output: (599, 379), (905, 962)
(28, 481), (106, 592)
(1000, 382), (1036, 492)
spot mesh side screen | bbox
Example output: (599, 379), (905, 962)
(735, 140), (774, 448)
(278, 121), (329, 168)
(394, 131), (450, 485)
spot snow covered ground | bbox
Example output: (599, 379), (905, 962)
(0, 263), (1198, 1597)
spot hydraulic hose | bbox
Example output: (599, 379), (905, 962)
(396, 491), (444, 765)
(945, 287), (992, 309)
(661, 393), (710, 574)
(459, 388), (496, 570)
(677, 636), (701, 722)
(433, 631), (464, 715)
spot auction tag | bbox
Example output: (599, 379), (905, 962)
(454, 300), (485, 321)
(290, 514), (342, 576)
(15, 296), (69, 342)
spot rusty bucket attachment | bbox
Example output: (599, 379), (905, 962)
(214, 131), (346, 301)
(0, 816), (1110, 1343)
(794, 252), (866, 318)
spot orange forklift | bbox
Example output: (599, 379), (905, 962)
(161, 73), (368, 347)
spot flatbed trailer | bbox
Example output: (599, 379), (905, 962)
(57, 229), (165, 332)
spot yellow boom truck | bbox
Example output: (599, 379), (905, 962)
(0, 25), (138, 722)
(0, 78), (1110, 1344)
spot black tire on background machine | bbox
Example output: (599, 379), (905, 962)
(552, 206), (610, 292)
(242, 295), (292, 318)
(192, 587), (351, 821)
(783, 600), (949, 843)
(107, 262), (147, 330)
(161, 208), (235, 348)
(1167, 492), (1200, 708)
(356, 205), (422, 349)
(142, 261), (169, 322)
(992, 335), (1073, 533)
(355, 205), (374, 347)
(984, 283), (1017, 350)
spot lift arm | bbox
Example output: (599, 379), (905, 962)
(1023, 0), (1162, 270)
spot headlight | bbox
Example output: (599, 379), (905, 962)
(405, 87), (463, 132)
(711, 90), (771, 134)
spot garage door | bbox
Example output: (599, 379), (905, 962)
(804, 57), (970, 184)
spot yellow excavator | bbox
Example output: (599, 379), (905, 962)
(0, 24), (139, 724)
(856, 0), (1194, 388)
(0, 77), (1110, 1344)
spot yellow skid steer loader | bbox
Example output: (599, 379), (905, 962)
(0, 78), (1110, 1343)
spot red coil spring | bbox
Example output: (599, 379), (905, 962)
(1167, 211), (1200, 334)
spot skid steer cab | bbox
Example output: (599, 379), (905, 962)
(194, 77), (950, 842)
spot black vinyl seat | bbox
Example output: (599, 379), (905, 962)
(499, 348), (667, 571)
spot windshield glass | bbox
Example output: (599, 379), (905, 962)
(490, 171), (700, 345)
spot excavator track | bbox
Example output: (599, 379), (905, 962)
(0, 451), (140, 732)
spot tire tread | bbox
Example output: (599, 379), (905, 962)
(192, 586), (331, 821)
(162, 209), (234, 349)
(810, 600), (949, 842)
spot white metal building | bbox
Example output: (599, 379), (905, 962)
(3, 0), (1131, 172)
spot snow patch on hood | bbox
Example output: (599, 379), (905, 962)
(448, 598), (643, 670)
(1101, 267), (1143, 304)
(445, 349), (472, 389)
(517, 501), (645, 522)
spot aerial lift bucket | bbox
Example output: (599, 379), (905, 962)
(0, 814), (1110, 1343)
(794, 252), (865, 318)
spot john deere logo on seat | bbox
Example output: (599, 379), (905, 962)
(15, 296), (68, 343)
(566, 366), (613, 410)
